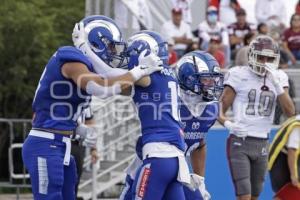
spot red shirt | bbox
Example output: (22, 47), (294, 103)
(209, 50), (225, 68)
(282, 28), (300, 51)
(168, 51), (178, 65)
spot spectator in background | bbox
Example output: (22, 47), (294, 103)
(270, 31), (290, 69)
(161, 8), (193, 58)
(234, 32), (255, 66)
(228, 8), (256, 59)
(270, 30), (296, 125)
(208, 35), (226, 68)
(257, 23), (269, 35)
(171, 0), (194, 24)
(198, 6), (230, 65)
(219, 35), (295, 200)
(167, 38), (178, 65)
(255, 0), (286, 32)
(211, 0), (241, 26)
(282, 13), (300, 65)
(220, 0), (241, 26)
(114, 0), (153, 37)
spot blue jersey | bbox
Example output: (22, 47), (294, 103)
(180, 101), (219, 153)
(32, 46), (94, 131)
(133, 67), (185, 151)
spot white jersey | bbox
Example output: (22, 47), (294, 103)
(224, 66), (289, 138)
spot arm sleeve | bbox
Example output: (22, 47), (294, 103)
(57, 46), (94, 72)
(278, 70), (289, 88)
(86, 80), (121, 98)
(223, 67), (241, 93)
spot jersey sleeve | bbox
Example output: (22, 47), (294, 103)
(223, 67), (242, 93)
(278, 69), (289, 88)
(57, 46), (94, 72)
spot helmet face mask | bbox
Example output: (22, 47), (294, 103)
(248, 35), (280, 76)
(176, 51), (224, 101)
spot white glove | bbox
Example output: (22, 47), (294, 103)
(72, 22), (86, 49)
(265, 63), (284, 95)
(224, 120), (247, 138)
(129, 50), (163, 81)
(75, 123), (97, 148)
(190, 174), (211, 200)
(138, 49), (163, 68)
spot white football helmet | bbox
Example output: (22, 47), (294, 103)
(72, 15), (127, 71)
(248, 35), (280, 76)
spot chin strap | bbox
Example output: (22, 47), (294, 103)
(261, 73), (269, 91)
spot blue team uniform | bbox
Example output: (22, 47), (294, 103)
(181, 101), (219, 155)
(181, 101), (219, 200)
(131, 67), (186, 200)
(133, 68), (185, 151)
(22, 46), (94, 200)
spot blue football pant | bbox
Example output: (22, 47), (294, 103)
(183, 185), (204, 200)
(22, 134), (77, 200)
(121, 174), (203, 200)
(132, 157), (185, 200)
(119, 175), (134, 200)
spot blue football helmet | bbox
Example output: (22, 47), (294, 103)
(176, 51), (224, 101)
(126, 30), (168, 69)
(72, 15), (127, 68)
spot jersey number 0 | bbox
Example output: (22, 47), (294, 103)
(246, 89), (275, 117)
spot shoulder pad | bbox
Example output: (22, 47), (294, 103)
(57, 46), (94, 72)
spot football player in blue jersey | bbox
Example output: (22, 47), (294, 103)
(123, 30), (190, 200)
(176, 51), (224, 200)
(119, 136), (143, 200)
(22, 15), (163, 200)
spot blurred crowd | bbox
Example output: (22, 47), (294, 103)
(114, 0), (300, 69)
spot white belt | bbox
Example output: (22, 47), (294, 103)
(29, 130), (71, 166)
(124, 156), (143, 179)
(143, 142), (191, 184)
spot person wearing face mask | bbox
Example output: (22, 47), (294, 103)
(218, 35), (295, 200)
(228, 8), (256, 60)
(198, 6), (230, 66)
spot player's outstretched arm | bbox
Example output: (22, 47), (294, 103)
(62, 62), (162, 97)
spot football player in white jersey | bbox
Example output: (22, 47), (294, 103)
(218, 35), (295, 200)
